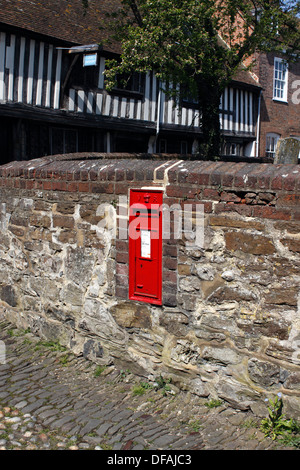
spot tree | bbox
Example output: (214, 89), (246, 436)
(86, 0), (300, 159)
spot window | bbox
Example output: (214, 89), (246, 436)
(113, 72), (145, 96)
(69, 57), (99, 89)
(266, 132), (280, 158)
(222, 142), (241, 156)
(50, 128), (78, 155)
(181, 85), (198, 107)
(273, 58), (288, 102)
(159, 139), (167, 153)
(181, 141), (188, 154)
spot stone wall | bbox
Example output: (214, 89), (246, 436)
(0, 153), (299, 417)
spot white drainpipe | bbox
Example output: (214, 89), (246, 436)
(256, 90), (262, 157)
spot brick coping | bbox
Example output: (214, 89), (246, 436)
(0, 154), (299, 193)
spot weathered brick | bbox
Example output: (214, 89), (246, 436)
(115, 285), (127, 298)
(30, 214), (51, 228)
(78, 182), (90, 192)
(252, 206), (291, 220)
(55, 203), (74, 215)
(202, 188), (220, 200)
(116, 251), (128, 263)
(164, 257), (177, 270)
(166, 185), (197, 199)
(43, 181), (52, 191)
(274, 221), (300, 233)
(58, 230), (77, 244)
(10, 214), (28, 227)
(178, 264), (191, 275)
(280, 238), (300, 253)
(220, 191), (241, 203)
(264, 287), (298, 306)
(163, 270), (177, 283)
(52, 215), (75, 228)
(277, 194), (300, 207)
(67, 182), (78, 192)
(90, 182), (114, 194)
(214, 202), (252, 217)
(209, 215), (264, 231)
(116, 263), (128, 276)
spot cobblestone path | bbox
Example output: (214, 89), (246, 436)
(0, 320), (294, 451)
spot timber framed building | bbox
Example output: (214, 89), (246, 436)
(0, 0), (298, 162)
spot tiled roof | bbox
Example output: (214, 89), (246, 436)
(0, 0), (260, 86)
(0, 0), (122, 52)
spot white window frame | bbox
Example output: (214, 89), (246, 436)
(266, 132), (280, 158)
(273, 58), (288, 102)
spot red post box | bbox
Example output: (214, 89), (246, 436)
(129, 189), (163, 305)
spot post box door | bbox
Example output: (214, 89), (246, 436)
(129, 189), (163, 305)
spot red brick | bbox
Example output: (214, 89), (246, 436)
(115, 183), (129, 195)
(163, 244), (177, 257)
(52, 181), (67, 191)
(91, 182), (114, 194)
(163, 270), (177, 283)
(116, 274), (129, 287)
(80, 170), (89, 181)
(89, 169), (98, 181)
(116, 263), (128, 275)
(277, 194), (300, 206)
(214, 202), (252, 217)
(166, 186), (196, 199)
(67, 182), (78, 192)
(43, 181), (52, 190)
(116, 251), (128, 263)
(220, 191), (241, 203)
(115, 283), (127, 297)
(164, 257), (177, 270)
(294, 211), (300, 221)
(187, 171), (208, 185)
(25, 180), (34, 189)
(202, 188), (220, 200)
(78, 182), (90, 192)
(252, 206), (291, 220)
(116, 240), (128, 252)
(282, 175), (297, 191)
(232, 163), (257, 188)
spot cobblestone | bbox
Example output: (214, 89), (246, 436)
(0, 320), (296, 451)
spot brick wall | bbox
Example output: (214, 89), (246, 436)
(0, 154), (299, 416)
(253, 52), (300, 157)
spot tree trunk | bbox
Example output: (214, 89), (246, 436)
(198, 80), (222, 160)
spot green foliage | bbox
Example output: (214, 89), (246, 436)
(205, 399), (223, 409)
(188, 419), (202, 432)
(59, 354), (70, 366)
(84, 0), (300, 159)
(34, 340), (66, 352)
(132, 381), (153, 396)
(94, 365), (107, 377)
(260, 393), (298, 442)
(154, 375), (172, 396)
